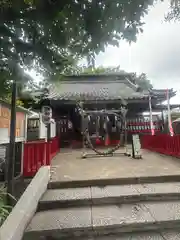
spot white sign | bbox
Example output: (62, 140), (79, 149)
(132, 134), (142, 159)
(41, 106), (52, 125)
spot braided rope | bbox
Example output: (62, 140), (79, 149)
(80, 109), (127, 156)
(83, 129), (123, 155)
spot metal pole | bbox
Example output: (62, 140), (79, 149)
(7, 79), (17, 205)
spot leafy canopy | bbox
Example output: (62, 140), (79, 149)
(74, 65), (153, 90)
(0, 0), (176, 99)
(0, 0), (155, 79)
(165, 0), (180, 21)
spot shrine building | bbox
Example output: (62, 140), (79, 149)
(40, 74), (178, 147)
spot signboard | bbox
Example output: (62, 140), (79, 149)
(41, 106), (52, 125)
(132, 134), (142, 159)
(0, 104), (25, 139)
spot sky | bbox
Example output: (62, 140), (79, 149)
(96, 0), (180, 104)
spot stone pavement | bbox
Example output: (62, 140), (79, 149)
(50, 149), (180, 183)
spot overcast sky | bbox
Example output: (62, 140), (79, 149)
(96, 0), (180, 104)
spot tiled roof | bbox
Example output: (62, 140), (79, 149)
(150, 89), (176, 98)
(46, 75), (176, 102)
(47, 75), (147, 101)
(48, 82), (146, 101)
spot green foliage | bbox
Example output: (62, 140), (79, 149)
(0, 185), (14, 226)
(72, 65), (153, 90)
(0, 70), (12, 98)
(0, 0), (179, 82)
(165, 0), (180, 21)
(1, 93), (24, 106)
(1, 0), (161, 100)
(78, 65), (127, 75)
(131, 72), (153, 90)
(0, 0), (155, 80)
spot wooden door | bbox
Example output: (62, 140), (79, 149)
(57, 116), (72, 147)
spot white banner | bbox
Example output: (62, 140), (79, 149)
(149, 94), (155, 135)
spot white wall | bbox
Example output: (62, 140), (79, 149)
(39, 115), (47, 139)
(50, 121), (56, 138)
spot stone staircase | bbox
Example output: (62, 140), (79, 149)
(23, 179), (180, 240)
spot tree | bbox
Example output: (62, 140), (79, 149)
(0, 66), (36, 105)
(0, 0), (156, 82)
(131, 72), (153, 90)
(0, 70), (12, 98)
(165, 0), (180, 21)
(73, 65), (153, 90)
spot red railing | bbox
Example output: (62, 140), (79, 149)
(23, 137), (59, 177)
(141, 134), (180, 158)
(50, 137), (59, 162)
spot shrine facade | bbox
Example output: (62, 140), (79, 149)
(40, 74), (177, 147)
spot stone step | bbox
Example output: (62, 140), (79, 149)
(24, 201), (180, 239)
(48, 174), (180, 189)
(23, 231), (180, 239)
(73, 231), (180, 240)
(38, 182), (180, 210)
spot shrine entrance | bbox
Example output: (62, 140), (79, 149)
(50, 99), (130, 151)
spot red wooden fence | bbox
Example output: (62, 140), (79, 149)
(141, 135), (180, 158)
(23, 137), (59, 177)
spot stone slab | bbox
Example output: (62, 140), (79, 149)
(91, 182), (180, 205)
(144, 201), (180, 222)
(91, 185), (140, 204)
(91, 185), (139, 198)
(27, 231), (180, 239)
(162, 231), (180, 239)
(92, 203), (155, 233)
(39, 188), (92, 210)
(49, 176), (180, 189)
(41, 183), (180, 210)
(25, 207), (92, 238)
(94, 232), (164, 239)
(74, 231), (180, 239)
(63, 233), (164, 240)
(41, 187), (91, 202)
(45, 183), (180, 203)
(135, 182), (180, 195)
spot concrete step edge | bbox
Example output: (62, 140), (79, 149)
(38, 193), (180, 211)
(24, 220), (180, 239)
(49, 175), (180, 189)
